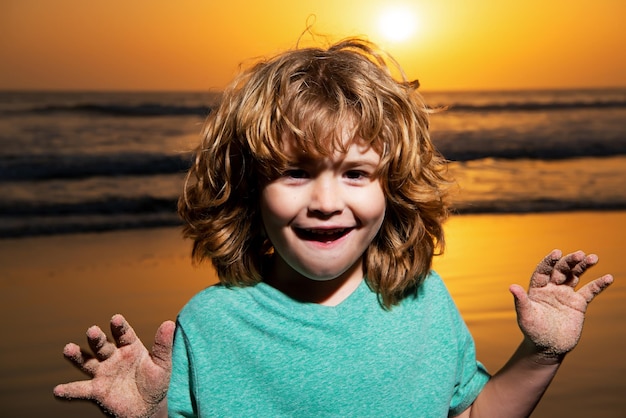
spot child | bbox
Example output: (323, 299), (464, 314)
(54, 38), (613, 418)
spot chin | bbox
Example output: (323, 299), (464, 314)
(298, 265), (356, 282)
(305, 274), (344, 282)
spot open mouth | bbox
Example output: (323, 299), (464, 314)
(295, 227), (353, 242)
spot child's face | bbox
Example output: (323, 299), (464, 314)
(260, 135), (386, 284)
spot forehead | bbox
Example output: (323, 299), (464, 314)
(279, 112), (384, 152)
(280, 129), (381, 163)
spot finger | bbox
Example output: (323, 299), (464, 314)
(110, 314), (139, 347)
(63, 343), (100, 376)
(551, 250), (586, 285)
(86, 326), (116, 361)
(571, 253), (598, 278)
(53, 380), (95, 401)
(577, 274), (614, 304)
(62, 342), (88, 367)
(561, 253), (598, 287)
(151, 320), (175, 370)
(530, 249), (561, 288)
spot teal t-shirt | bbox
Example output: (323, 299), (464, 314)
(169, 271), (490, 417)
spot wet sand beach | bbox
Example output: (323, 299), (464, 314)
(0, 211), (624, 417)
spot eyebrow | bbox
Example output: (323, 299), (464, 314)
(341, 157), (379, 168)
(285, 153), (380, 170)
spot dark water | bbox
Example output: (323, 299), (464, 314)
(1, 89), (625, 238)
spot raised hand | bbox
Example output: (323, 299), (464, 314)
(53, 314), (174, 418)
(509, 249), (613, 360)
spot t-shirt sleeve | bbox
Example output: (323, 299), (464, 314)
(448, 324), (490, 416)
(167, 320), (197, 418)
(443, 284), (491, 415)
(426, 271), (491, 417)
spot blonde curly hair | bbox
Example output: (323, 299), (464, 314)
(178, 37), (452, 307)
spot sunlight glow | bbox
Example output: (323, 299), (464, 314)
(378, 5), (418, 42)
(2, 0), (624, 91)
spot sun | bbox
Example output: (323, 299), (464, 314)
(377, 5), (418, 43)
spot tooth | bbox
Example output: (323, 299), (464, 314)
(306, 229), (344, 235)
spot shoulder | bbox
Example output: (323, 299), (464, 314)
(399, 270), (464, 324)
(421, 270), (447, 290)
(177, 284), (257, 322)
(410, 270), (454, 303)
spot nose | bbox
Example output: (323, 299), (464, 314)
(308, 174), (344, 216)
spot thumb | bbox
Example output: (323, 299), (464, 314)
(151, 320), (175, 370)
(509, 284), (530, 316)
(53, 380), (95, 400)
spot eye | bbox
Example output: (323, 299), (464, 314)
(284, 169), (309, 179)
(345, 170), (368, 180)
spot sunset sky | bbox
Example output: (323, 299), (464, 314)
(1, 0), (625, 91)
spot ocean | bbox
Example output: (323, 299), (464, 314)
(1, 88), (625, 238)
(1, 89), (625, 417)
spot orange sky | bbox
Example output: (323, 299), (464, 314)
(1, 0), (625, 91)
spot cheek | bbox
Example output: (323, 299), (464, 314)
(362, 201), (386, 223)
(260, 185), (294, 227)
(373, 191), (387, 231)
(370, 203), (387, 233)
(351, 185), (387, 235)
(366, 202), (387, 245)
(362, 184), (387, 220)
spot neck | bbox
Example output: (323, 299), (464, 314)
(264, 257), (363, 306)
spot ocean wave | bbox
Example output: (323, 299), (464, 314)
(0, 196), (178, 217)
(0, 153), (192, 181)
(6, 103), (212, 117)
(440, 144), (626, 161)
(4, 96), (626, 118)
(3, 145), (626, 183)
(445, 99), (626, 113)
(453, 200), (626, 214)
(2, 196), (625, 239)
(0, 195), (182, 238)
(0, 212), (182, 238)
